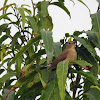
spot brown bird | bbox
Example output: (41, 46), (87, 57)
(41, 41), (77, 69)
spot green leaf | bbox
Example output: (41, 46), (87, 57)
(0, 13), (12, 20)
(77, 0), (90, 12)
(51, 2), (70, 17)
(41, 29), (53, 64)
(54, 78), (61, 100)
(23, 8), (31, 15)
(3, 89), (14, 100)
(18, 8), (25, 29)
(40, 80), (55, 100)
(3, 0), (8, 14)
(41, 1), (49, 17)
(8, 35), (41, 69)
(84, 88), (100, 100)
(0, 35), (8, 44)
(71, 60), (92, 69)
(91, 11), (100, 33)
(58, 0), (64, 3)
(0, 69), (4, 74)
(70, 69), (98, 85)
(53, 42), (62, 58)
(97, 0), (100, 7)
(26, 16), (38, 33)
(0, 24), (8, 35)
(74, 36), (97, 58)
(56, 60), (69, 100)
(0, 72), (16, 83)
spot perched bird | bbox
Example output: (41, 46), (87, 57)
(41, 41), (77, 69)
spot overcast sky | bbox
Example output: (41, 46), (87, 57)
(0, 0), (99, 42)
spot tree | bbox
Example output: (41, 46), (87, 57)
(0, 0), (100, 100)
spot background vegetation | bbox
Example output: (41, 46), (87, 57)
(0, 0), (100, 100)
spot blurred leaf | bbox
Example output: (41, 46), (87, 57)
(41, 1), (49, 17)
(8, 35), (41, 69)
(38, 72), (47, 88)
(18, 7), (25, 29)
(97, 0), (100, 7)
(74, 36), (97, 58)
(16, 56), (22, 77)
(23, 8), (31, 15)
(0, 24), (8, 35)
(54, 78), (61, 100)
(40, 80), (55, 100)
(51, 2), (70, 17)
(77, 0), (90, 12)
(41, 29), (53, 64)
(26, 16), (38, 33)
(58, 0), (64, 3)
(0, 13), (12, 20)
(53, 42), (62, 58)
(65, 92), (73, 100)
(0, 72), (16, 83)
(28, 46), (34, 57)
(56, 60), (69, 100)
(91, 10), (100, 33)
(84, 88), (100, 100)
(70, 69), (98, 85)
(0, 69), (5, 74)
(71, 60), (92, 69)
(3, 89), (14, 100)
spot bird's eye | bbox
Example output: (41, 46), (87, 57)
(69, 42), (70, 44)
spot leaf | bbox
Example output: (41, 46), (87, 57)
(3, 89), (14, 100)
(51, 2), (70, 17)
(41, 29), (53, 64)
(54, 78), (61, 100)
(3, 0), (8, 14)
(56, 60), (69, 100)
(74, 36), (97, 58)
(84, 88), (100, 100)
(8, 35), (41, 69)
(0, 13), (12, 20)
(40, 80), (55, 100)
(0, 69), (4, 74)
(26, 16), (38, 33)
(97, 0), (100, 7)
(58, 0), (64, 3)
(0, 24), (8, 35)
(41, 1), (49, 17)
(18, 8), (26, 29)
(23, 8), (31, 15)
(71, 60), (92, 70)
(77, 0), (90, 12)
(38, 72), (47, 88)
(0, 72), (16, 83)
(91, 11), (100, 33)
(53, 42), (62, 58)
(70, 69), (98, 85)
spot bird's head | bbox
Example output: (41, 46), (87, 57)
(65, 41), (76, 48)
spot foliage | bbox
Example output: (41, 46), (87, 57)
(0, 0), (100, 100)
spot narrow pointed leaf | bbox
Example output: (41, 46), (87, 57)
(8, 35), (41, 69)
(26, 16), (38, 33)
(53, 42), (62, 58)
(56, 60), (69, 100)
(0, 13), (12, 20)
(71, 60), (92, 69)
(78, 0), (90, 12)
(40, 80), (55, 100)
(41, 1), (49, 17)
(18, 8), (25, 29)
(41, 29), (53, 64)
(51, 2), (70, 17)
(74, 36), (97, 58)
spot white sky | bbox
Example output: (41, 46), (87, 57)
(0, 0), (99, 42)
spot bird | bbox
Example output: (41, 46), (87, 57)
(41, 41), (77, 69)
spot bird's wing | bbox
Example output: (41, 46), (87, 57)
(51, 49), (69, 67)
